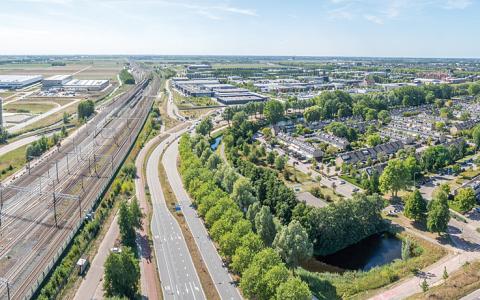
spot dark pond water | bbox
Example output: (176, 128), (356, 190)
(210, 136), (222, 150)
(316, 233), (402, 271)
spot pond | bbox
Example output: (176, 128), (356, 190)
(210, 136), (222, 150)
(315, 233), (402, 272)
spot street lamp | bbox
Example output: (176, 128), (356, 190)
(0, 277), (10, 300)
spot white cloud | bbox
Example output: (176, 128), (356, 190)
(444, 0), (472, 10)
(364, 14), (383, 24)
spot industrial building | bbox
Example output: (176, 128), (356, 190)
(42, 75), (73, 88)
(42, 75), (109, 91)
(173, 78), (268, 105)
(0, 75), (43, 89)
(63, 79), (109, 91)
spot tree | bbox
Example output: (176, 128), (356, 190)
(103, 247), (140, 298)
(246, 201), (261, 225)
(254, 206), (277, 246)
(264, 100), (285, 125)
(420, 278), (429, 292)
(63, 112), (70, 124)
(231, 232), (265, 275)
(427, 189), (450, 234)
(77, 100), (95, 120)
(379, 159), (409, 197)
(404, 190), (427, 222)
(378, 110), (391, 124)
(401, 237), (412, 260)
(275, 155), (286, 171)
(275, 277), (312, 300)
(366, 134), (382, 147)
(118, 201), (137, 248)
(473, 125), (480, 150)
(262, 265), (290, 300)
(0, 126), (8, 144)
(240, 248), (283, 299)
(232, 177), (257, 211)
(267, 151), (276, 165)
(454, 187), (476, 213)
(303, 106), (322, 123)
(273, 220), (313, 272)
(196, 117), (213, 136)
(130, 198), (143, 229)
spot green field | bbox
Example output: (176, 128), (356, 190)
(4, 102), (56, 114)
(0, 144), (28, 181)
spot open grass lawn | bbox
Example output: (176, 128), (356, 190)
(407, 261), (480, 300)
(172, 89), (218, 108)
(180, 108), (215, 120)
(4, 102), (56, 114)
(0, 144), (28, 181)
(20, 104), (78, 133)
(299, 232), (448, 300)
(460, 168), (480, 180)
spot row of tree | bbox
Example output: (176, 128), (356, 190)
(179, 134), (312, 300)
(103, 164), (143, 299)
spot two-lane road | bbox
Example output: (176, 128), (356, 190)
(147, 129), (206, 300)
(163, 137), (242, 300)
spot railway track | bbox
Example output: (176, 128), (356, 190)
(0, 73), (158, 299)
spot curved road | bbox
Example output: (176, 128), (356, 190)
(163, 136), (242, 300)
(147, 127), (206, 300)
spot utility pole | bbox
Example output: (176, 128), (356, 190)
(55, 161), (59, 183)
(0, 277), (10, 300)
(52, 180), (58, 228)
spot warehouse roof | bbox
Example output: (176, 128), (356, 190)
(0, 75), (43, 83)
(44, 74), (72, 81)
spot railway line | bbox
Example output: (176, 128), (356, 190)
(0, 71), (158, 299)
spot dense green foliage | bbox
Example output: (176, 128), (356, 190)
(196, 117), (213, 136)
(427, 188), (450, 233)
(26, 132), (66, 160)
(119, 69), (135, 84)
(77, 99), (95, 120)
(179, 134), (310, 299)
(103, 247), (140, 298)
(0, 126), (8, 144)
(118, 198), (142, 248)
(404, 190), (427, 222)
(263, 100), (285, 124)
(454, 187), (476, 213)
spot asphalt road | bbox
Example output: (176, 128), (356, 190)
(163, 137), (242, 300)
(0, 135), (40, 156)
(147, 129), (206, 300)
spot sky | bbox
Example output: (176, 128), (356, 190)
(1, 0), (479, 57)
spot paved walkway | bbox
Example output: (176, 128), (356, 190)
(74, 215), (120, 300)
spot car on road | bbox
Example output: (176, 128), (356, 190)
(110, 247), (122, 253)
(353, 187), (359, 192)
(339, 180), (346, 185)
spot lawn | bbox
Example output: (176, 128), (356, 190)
(407, 261), (480, 300)
(19, 103), (78, 133)
(0, 144), (28, 181)
(4, 102), (56, 114)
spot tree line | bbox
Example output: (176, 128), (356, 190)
(179, 134), (312, 300)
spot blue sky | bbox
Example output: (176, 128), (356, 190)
(1, 0), (479, 57)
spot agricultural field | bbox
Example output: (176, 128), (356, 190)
(0, 60), (123, 81)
